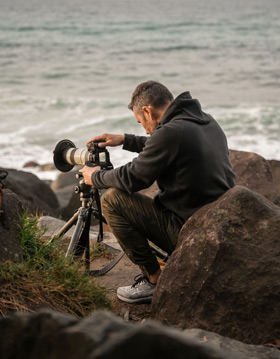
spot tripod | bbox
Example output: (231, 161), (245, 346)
(49, 170), (124, 276)
(49, 170), (169, 276)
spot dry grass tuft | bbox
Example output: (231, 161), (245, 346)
(0, 212), (111, 317)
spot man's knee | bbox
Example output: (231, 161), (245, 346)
(100, 188), (133, 232)
(101, 188), (124, 205)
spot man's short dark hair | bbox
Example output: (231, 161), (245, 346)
(128, 80), (174, 113)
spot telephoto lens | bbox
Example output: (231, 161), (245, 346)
(53, 139), (94, 172)
(53, 139), (113, 172)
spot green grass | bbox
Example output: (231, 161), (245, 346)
(0, 212), (111, 316)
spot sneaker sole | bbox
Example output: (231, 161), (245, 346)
(117, 293), (153, 304)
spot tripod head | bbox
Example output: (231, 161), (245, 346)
(73, 169), (106, 228)
(74, 169), (93, 208)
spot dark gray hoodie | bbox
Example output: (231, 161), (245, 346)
(92, 92), (235, 222)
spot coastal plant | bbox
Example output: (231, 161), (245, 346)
(0, 212), (111, 316)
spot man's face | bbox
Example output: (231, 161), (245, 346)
(133, 108), (158, 135)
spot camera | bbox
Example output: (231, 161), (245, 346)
(53, 139), (113, 173)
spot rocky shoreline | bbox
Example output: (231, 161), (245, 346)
(1, 149), (280, 358)
(1, 149), (280, 220)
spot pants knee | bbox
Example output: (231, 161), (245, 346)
(101, 188), (131, 218)
(101, 187), (124, 208)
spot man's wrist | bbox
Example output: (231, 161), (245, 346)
(123, 133), (134, 150)
(90, 167), (100, 186)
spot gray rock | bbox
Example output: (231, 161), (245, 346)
(60, 188), (82, 220)
(51, 168), (92, 220)
(38, 215), (98, 243)
(54, 184), (76, 208)
(184, 329), (280, 359)
(23, 162), (55, 171)
(39, 163), (56, 171)
(0, 167), (59, 216)
(51, 169), (80, 191)
(37, 215), (122, 253)
(0, 189), (23, 263)
(151, 185), (280, 345)
(229, 150), (279, 205)
(1, 309), (278, 359)
(22, 161), (40, 168)
(269, 159), (280, 198)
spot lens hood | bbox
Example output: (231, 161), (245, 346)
(53, 139), (76, 172)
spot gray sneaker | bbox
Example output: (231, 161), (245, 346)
(117, 274), (156, 304)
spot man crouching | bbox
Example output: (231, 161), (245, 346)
(82, 80), (235, 303)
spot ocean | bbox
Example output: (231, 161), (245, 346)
(0, 0), (279, 180)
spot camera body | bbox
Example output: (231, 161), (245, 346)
(53, 139), (113, 173)
(86, 142), (113, 170)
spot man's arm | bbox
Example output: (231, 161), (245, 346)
(123, 134), (148, 153)
(86, 133), (124, 148)
(83, 133), (124, 186)
(82, 133), (148, 187)
(86, 132), (147, 154)
(90, 126), (178, 193)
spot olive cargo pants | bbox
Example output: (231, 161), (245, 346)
(101, 188), (182, 275)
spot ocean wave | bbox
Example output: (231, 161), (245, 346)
(209, 105), (280, 160)
(1, 0), (279, 177)
(0, 93), (124, 114)
(0, 102), (279, 181)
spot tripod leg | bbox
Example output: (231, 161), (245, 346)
(85, 229), (90, 272)
(74, 206), (92, 271)
(66, 208), (89, 257)
(48, 211), (79, 244)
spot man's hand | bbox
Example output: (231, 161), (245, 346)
(86, 133), (124, 148)
(82, 165), (101, 186)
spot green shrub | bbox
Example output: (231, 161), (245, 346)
(0, 212), (111, 316)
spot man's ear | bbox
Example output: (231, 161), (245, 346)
(142, 106), (154, 120)
(142, 106), (150, 115)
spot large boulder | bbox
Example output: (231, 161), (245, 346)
(60, 189), (82, 219)
(229, 150), (279, 205)
(51, 168), (86, 219)
(151, 185), (280, 345)
(269, 160), (280, 198)
(53, 185), (76, 209)
(0, 168), (59, 216)
(51, 169), (79, 191)
(0, 189), (23, 263)
(0, 309), (278, 359)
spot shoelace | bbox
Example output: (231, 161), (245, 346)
(131, 274), (149, 288)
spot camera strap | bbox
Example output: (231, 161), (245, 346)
(94, 189), (103, 242)
(89, 189), (125, 277)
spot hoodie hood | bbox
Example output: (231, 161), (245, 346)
(160, 91), (211, 126)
